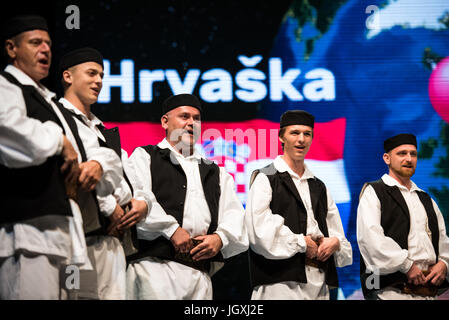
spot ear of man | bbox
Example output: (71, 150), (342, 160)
(383, 152), (391, 166)
(5, 39), (17, 61)
(61, 67), (76, 91)
(161, 113), (169, 130)
(62, 69), (72, 84)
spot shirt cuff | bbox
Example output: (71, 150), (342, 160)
(399, 257), (414, 274)
(297, 234), (307, 253)
(56, 133), (64, 155)
(333, 236), (343, 252)
(214, 231), (229, 251)
(438, 258), (449, 275)
(135, 196), (151, 210)
(161, 223), (181, 240)
(134, 196), (146, 202)
(98, 195), (117, 217)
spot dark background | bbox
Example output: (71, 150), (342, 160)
(6, 0), (448, 301)
(2, 0), (295, 300)
(2, 0), (291, 123)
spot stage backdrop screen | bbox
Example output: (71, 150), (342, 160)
(7, 0), (448, 299)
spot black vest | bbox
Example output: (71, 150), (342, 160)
(55, 105), (111, 236)
(68, 113), (138, 243)
(248, 163), (339, 288)
(128, 145), (224, 272)
(0, 71), (76, 224)
(95, 124), (135, 196)
(95, 124), (139, 248)
(359, 179), (449, 298)
(67, 113), (133, 192)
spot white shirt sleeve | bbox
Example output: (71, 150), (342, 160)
(97, 194), (117, 217)
(245, 172), (307, 260)
(357, 185), (413, 275)
(433, 199), (449, 277)
(113, 178), (133, 206)
(96, 179), (133, 216)
(122, 149), (151, 205)
(0, 76), (64, 168)
(325, 187), (353, 267)
(88, 146), (123, 196)
(97, 150), (133, 216)
(121, 148), (148, 204)
(214, 167), (249, 259)
(128, 147), (179, 240)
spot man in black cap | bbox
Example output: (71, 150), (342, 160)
(245, 110), (352, 299)
(0, 15), (120, 299)
(58, 47), (149, 299)
(357, 133), (449, 299)
(125, 93), (248, 299)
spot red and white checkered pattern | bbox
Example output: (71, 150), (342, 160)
(214, 156), (248, 204)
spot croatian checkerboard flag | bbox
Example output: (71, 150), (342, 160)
(105, 118), (351, 230)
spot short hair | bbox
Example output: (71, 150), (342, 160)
(279, 127), (286, 150)
(60, 66), (76, 92)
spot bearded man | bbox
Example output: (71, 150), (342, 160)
(357, 133), (449, 300)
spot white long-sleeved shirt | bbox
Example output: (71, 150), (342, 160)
(0, 66), (64, 167)
(126, 138), (248, 299)
(128, 138), (248, 260)
(59, 98), (133, 215)
(357, 174), (449, 277)
(246, 156), (352, 264)
(245, 156), (352, 299)
(0, 65), (90, 267)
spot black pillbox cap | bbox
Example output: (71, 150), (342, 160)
(162, 93), (202, 114)
(3, 15), (49, 39)
(384, 133), (417, 153)
(59, 47), (104, 75)
(280, 110), (315, 128)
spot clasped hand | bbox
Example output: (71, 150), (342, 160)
(407, 261), (447, 286)
(305, 235), (340, 261)
(170, 227), (223, 261)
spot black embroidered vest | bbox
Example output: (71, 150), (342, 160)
(0, 71), (74, 224)
(128, 145), (224, 272)
(248, 163), (339, 288)
(359, 179), (449, 298)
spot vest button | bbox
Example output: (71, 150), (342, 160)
(182, 184), (186, 189)
(180, 202), (184, 206)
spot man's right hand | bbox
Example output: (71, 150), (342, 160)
(117, 198), (148, 230)
(170, 227), (193, 253)
(406, 262), (427, 286)
(60, 135), (79, 173)
(78, 160), (103, 191)
(60, 136), (80, 199)
(305, 235), (318, 259)
(425, 261), (447, 286)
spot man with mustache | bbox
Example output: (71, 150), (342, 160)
(245, 110), (352, 299)
(357, 133), (449, 299)
(125, 93), (248, 299)
(0, 16), (120, 299)
(58, 47), (149, 299)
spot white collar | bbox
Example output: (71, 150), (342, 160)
(273, 155), (315, 180)
(157, 138), (202, 161)
(5, 64), (55, 99)
(381, 173), (422, 192)
(59, 97), (103, 126)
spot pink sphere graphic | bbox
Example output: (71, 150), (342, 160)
(429, 56), (449, 124)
